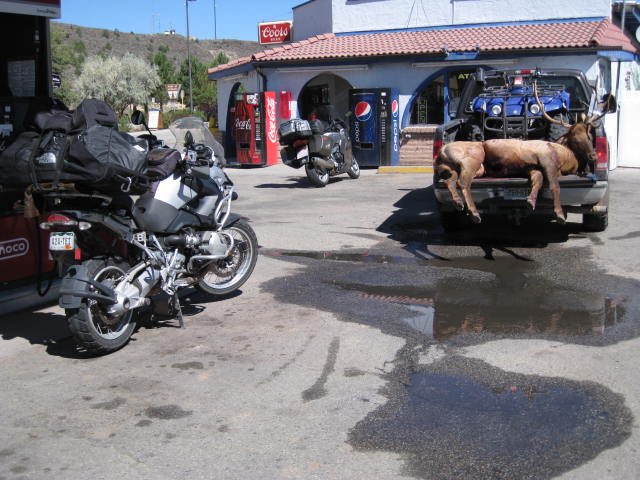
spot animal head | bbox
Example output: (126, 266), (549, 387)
(533, 79), (615, 174)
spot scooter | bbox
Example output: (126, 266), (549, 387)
(279, 116), (360, 187)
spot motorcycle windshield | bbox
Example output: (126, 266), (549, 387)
(168, 116), (226, 164)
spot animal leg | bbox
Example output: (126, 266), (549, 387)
(548, 178), (565, 223)
(458, 162), (481, 223)
(442, 170), (465, 211)
(539, 144), (566, 223)
(526, 169), (543, 211)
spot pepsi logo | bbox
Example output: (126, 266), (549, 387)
(354, 101), (372, 121)
(391, 99), (399, 118)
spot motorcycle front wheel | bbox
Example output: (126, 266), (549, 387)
(66, 259), (136, 355)
(305, 164), (330, 187)
(347, 156), (360, 179)
(197, 219), (258, 296)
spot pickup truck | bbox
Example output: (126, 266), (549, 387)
(433, 68), (612, 231)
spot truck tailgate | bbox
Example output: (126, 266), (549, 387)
(434, 175), (607, 207)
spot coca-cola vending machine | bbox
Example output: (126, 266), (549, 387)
(233, 91), (279, 166)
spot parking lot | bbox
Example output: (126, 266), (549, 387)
(1, 164), (640, 479)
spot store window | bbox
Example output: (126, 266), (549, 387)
(410, 68), (474, 125)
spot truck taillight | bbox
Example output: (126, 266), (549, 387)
(595, 136), (608, 177)
(433, 139), (443, 161)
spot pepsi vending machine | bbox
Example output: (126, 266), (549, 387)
(349, 89), (400, 167)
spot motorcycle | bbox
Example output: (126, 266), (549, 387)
(278, 114), (360, 187)
(39, 114), (258, 355)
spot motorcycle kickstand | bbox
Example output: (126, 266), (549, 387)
(173, 293), (185, 329)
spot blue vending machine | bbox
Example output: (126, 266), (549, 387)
(349, 88), (400, 167)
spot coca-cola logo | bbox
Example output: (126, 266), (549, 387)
(259, 21), (292, 45)
(0, 237), (29, 261)
(266, 96), (278, 144)
(235, 118), (251, 130)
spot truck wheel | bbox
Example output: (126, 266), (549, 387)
(583, 211), (608, 232)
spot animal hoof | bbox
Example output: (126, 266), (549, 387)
(555, 214), (566, 224)
(471, 213), (482, 224)
(527, 199), (536, 211)
(454, 202), (465, 212)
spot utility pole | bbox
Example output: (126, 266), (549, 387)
(214, 0), (217, 40)
(186, 0), (196, 112)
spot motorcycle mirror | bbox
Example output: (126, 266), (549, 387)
(131, 109), (146, 126)
(184, 131), (194, 147)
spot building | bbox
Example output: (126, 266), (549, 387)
(209, 0), (639, 168)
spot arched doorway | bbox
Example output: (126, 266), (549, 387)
(298, 73), (353, 122)
(405, 67), (476, 127)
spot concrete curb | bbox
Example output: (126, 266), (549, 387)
(377, 166), (434, 174)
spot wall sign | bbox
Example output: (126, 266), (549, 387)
(258, 21), (293, 45)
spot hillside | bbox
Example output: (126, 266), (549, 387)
(52, 22), (264, 69)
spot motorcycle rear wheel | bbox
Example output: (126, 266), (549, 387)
(305, 164), (330, 187)
(66, 259), (136, 355)
(197, 219), (258, 296)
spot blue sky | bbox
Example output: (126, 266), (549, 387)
(56, 0), (301, 41)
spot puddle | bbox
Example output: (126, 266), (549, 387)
(347, 281), (626, 341)
(349, 357), (633, 479)
(262, 248), (427, 266)
(262, 248), (635, 346)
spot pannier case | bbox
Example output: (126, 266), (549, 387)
(278, 119), (312, 145)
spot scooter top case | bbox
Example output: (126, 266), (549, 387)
(278, 119), (312, 145)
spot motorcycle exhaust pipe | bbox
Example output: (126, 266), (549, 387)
(312, 157), (334, 170)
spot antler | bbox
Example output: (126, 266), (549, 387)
(532, 80), (573, 128)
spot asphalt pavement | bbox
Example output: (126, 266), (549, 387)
(1, 164), (639, 479)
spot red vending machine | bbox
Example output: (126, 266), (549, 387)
(234, 91), (279, 166)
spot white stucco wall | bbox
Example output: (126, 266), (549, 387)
(292, 0), (333, 41)
(216, 54), (603, 136)
(292, 0), (612, 38)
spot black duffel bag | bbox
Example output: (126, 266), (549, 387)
(67, 125), (149, 193)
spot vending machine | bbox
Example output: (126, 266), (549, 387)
(349, 89), (400, 167)
(233, 91), (279, 166)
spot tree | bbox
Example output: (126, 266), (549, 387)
(151, 51), (177, 108)
(177, 52), (229, 117)
(51, 27), (86, 106)
(73, 53), (161, 116)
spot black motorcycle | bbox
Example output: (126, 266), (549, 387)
(39, 114), (257, 355)
(279, 116), (360, 187)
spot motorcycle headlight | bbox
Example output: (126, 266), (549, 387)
(491, 104), (502, 116)
(529, 103), (541, 115)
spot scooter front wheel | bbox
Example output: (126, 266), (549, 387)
(347, 156), (360, 179)
(305, 164), (329, 187)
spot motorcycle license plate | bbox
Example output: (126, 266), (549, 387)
(297, 146), (309, 159)
(503, 188), (529, 200)
(49, 232), (75, 251)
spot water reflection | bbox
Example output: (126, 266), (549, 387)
(358, 285), (625, 340)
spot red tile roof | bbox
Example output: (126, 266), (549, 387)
(209, 19), (637, 76)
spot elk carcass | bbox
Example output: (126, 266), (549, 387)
(434, 80), (608, 224)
